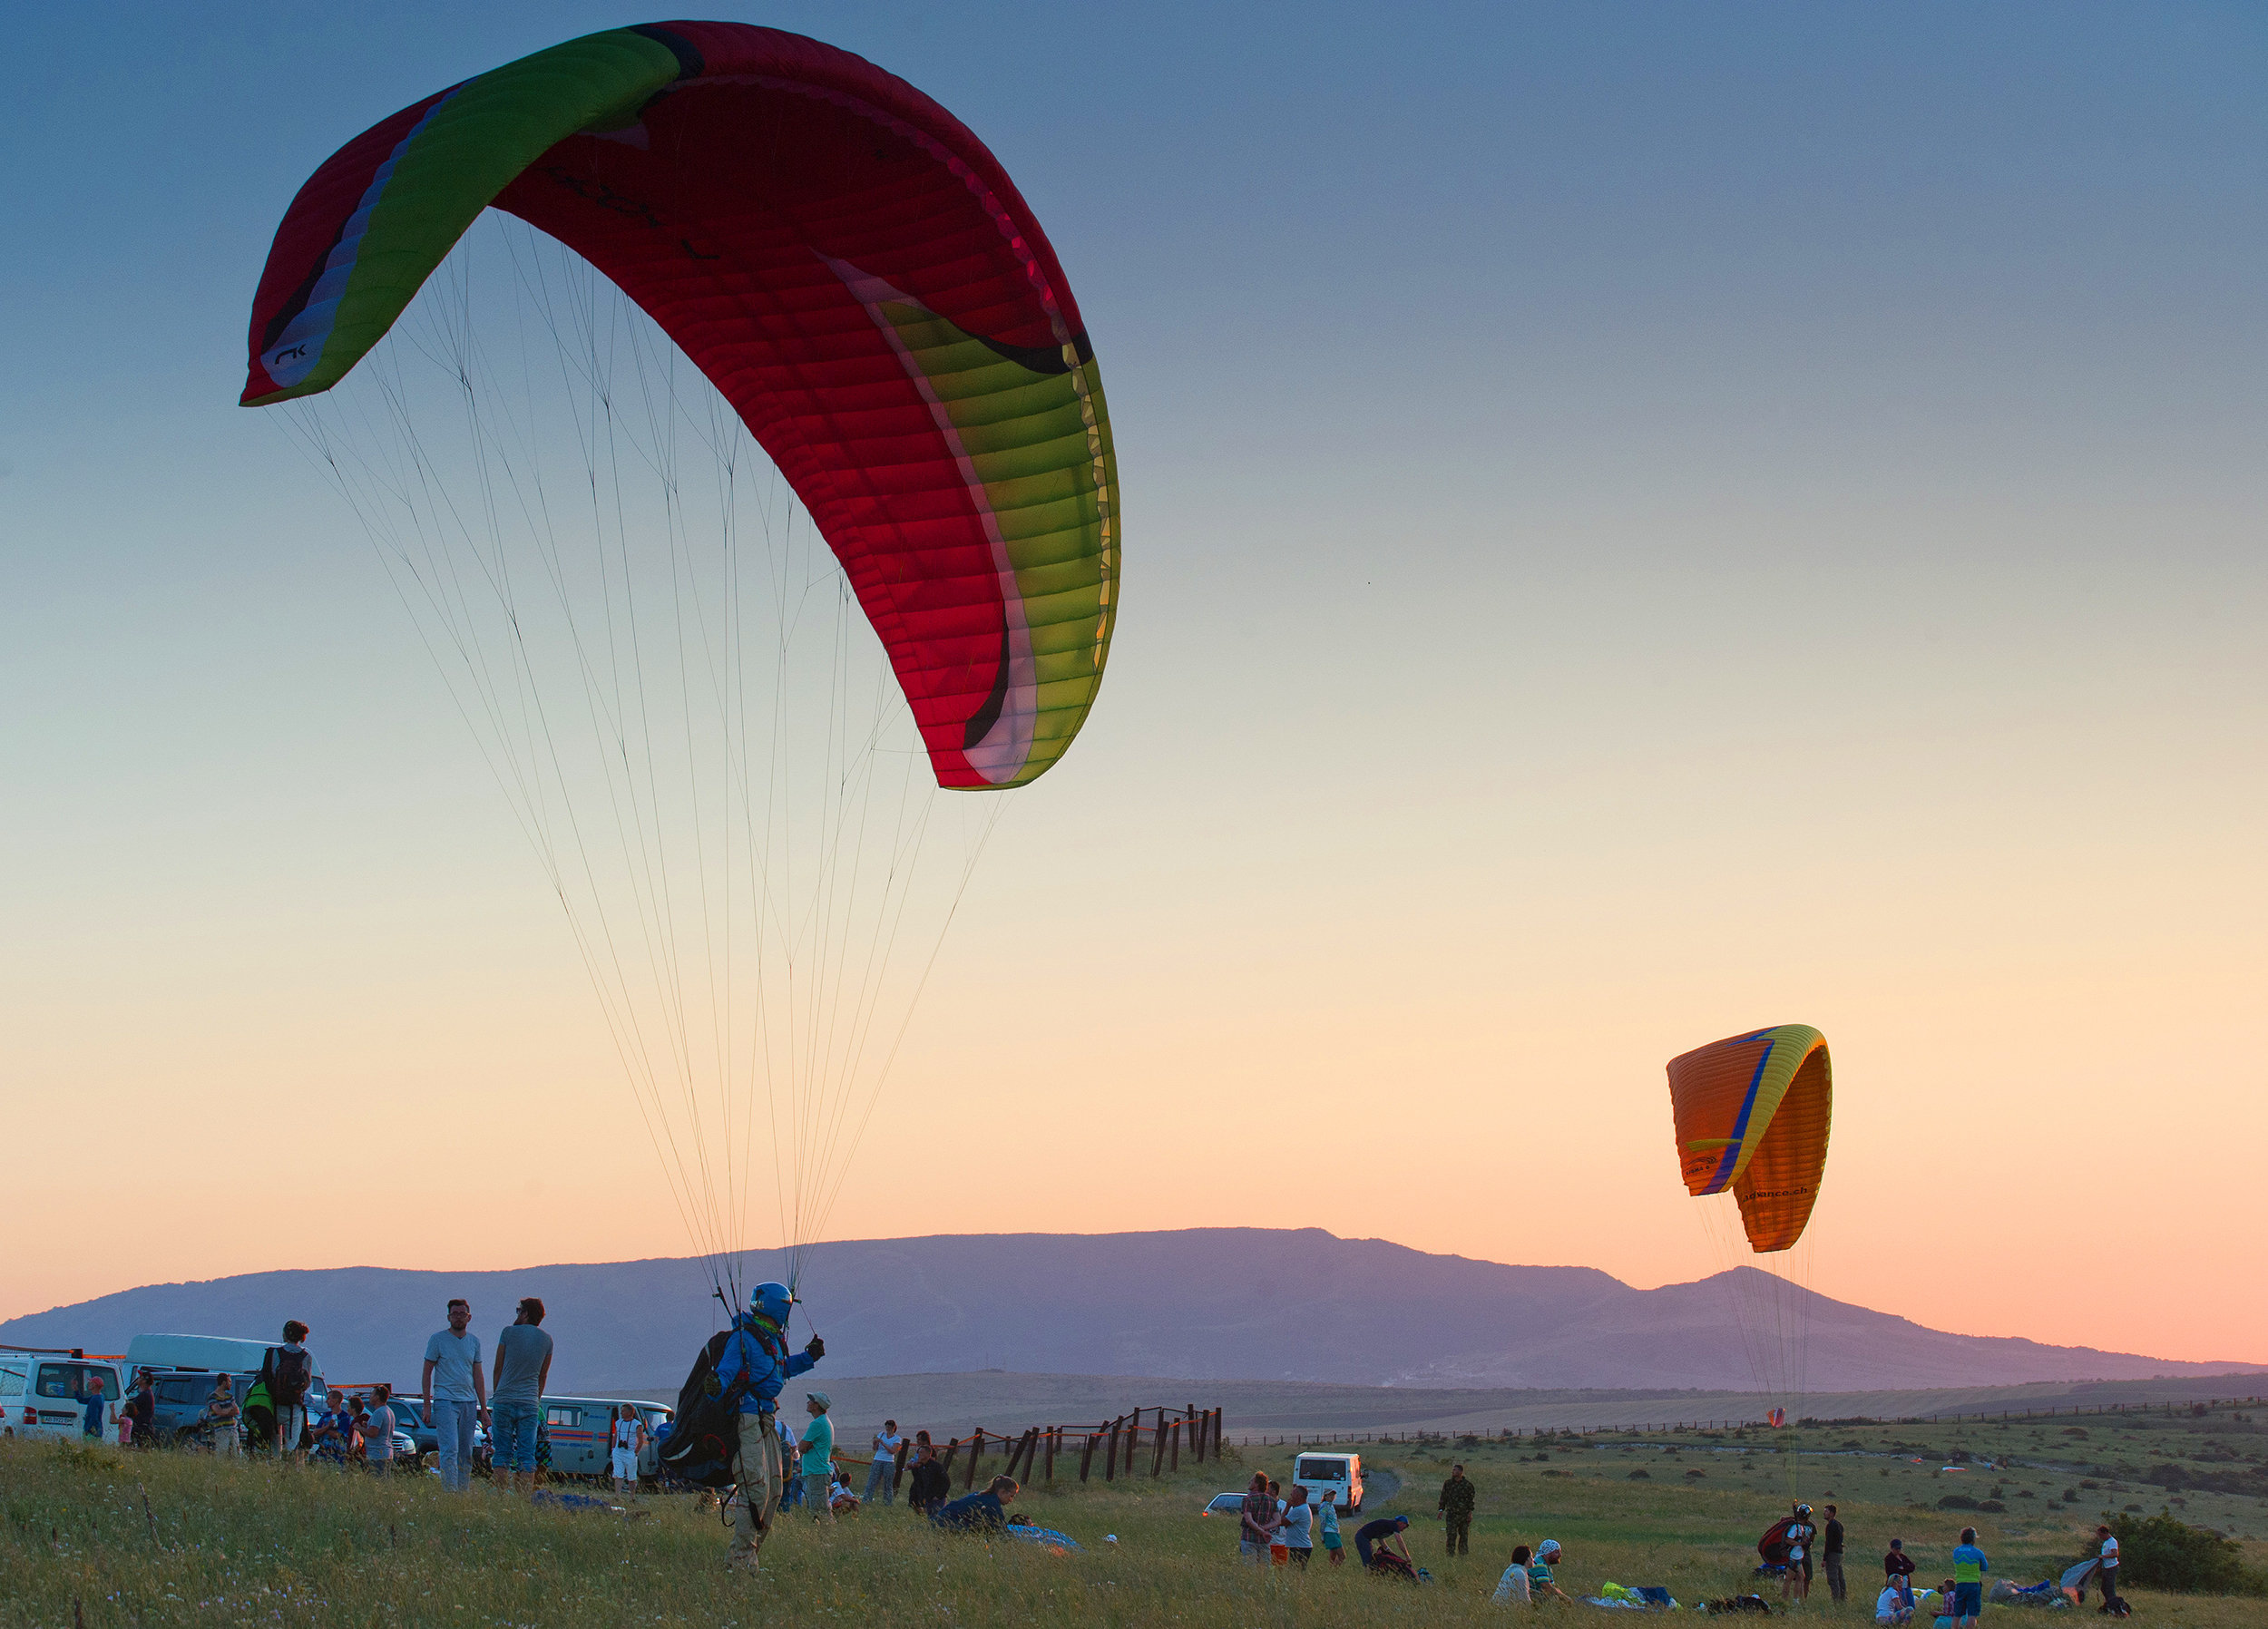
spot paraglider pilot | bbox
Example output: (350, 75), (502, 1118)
(714, 1282), (824, 1573)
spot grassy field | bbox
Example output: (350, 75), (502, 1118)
(593, 1371), (2268, 1441)
(5, 1410), (2263, 1629)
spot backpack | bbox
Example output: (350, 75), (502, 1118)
(657, 1327), (760, 1490)
(267, 1347), (310, 1407)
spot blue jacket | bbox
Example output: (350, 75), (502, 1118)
(711, 1314), (816, 1417)
(933, 1491), (1007, 1532)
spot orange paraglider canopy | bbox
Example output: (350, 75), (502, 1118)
(1667, 1024), (1831, 1253)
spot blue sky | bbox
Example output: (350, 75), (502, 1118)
(3, 5), (2263, 1356)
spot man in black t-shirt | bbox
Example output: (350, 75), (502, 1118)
(1355, 1514), (1416, 1579)
(1823, 1504), (1847, 1603)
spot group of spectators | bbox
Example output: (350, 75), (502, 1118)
(1876, 1528), (1998, 1627)
(1232, 1462), (1570, 1593)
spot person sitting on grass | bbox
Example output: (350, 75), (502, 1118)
(907, 1442), (951, 1516)
(1931, 1577), (1960, 1629)
(932, 1475), (1020, 1533)
(1875, 1583), (1916, 1626)
(1527, 1538), (1574, 1603)
(1885, 1538), (1917, 1607)
(1494, 1544), (1536, 1604)
(1354, 1514), (1418, 1580)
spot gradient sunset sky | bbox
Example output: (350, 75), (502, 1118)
(4, 4), (2262, 1363)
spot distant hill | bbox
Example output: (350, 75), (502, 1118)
(1, 1228), (2253, 1394)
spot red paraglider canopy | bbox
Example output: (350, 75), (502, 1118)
(241, 23), (1118, 790)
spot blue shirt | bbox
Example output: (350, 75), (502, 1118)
(83, 1395), (106, 1436)
(1952, 1545), (1989, 1583)
(799, 1412), (834, 1474)
(710, 1315), (817, 1416)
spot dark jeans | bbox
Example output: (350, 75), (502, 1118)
(1446, 1515), (1471, 1555)
(1825, 1556), (1846, 1602)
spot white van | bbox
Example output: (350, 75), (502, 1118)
(1, 1349), (125, 1443)
(1292, 1450), (1364, 1513)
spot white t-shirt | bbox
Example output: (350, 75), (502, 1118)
(1495, 1565), (1534, 1605)
(2100, 1536), (2119, 1567)
(875, 1430), (904, 1460)
(1280, 1503), (1314, 1547)
(1876, 1587), (1910, 1623)
(613, 1416), (641, 1452)
(1787, 1521), (1813, 1562)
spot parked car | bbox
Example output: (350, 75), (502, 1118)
(538, 1395), (673, 1480)
(141, 1369), (254, 1445)
(1201, 1491), (1246, 1516)
(122, 1334), (328, 1421)
(1, 1350), (126, 1443)
(1291, 1451), (1364, 1512)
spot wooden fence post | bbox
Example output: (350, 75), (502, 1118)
(964, 1429), (983, 1491)
(1080, 1426), (1097, 1483)
(893, 1436), (911, 1494)
(943, 1437), (961, 1477)
(1104, 1414), (1122, 1481)
(1169, 1410), (1181, 1473)
(1152, 1410), (1168, 1477)
(1212, 1408), (1223, 1458)
(1044, 1427), (1058, 1486)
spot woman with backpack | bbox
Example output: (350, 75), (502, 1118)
(259, 1321), (315, 1461)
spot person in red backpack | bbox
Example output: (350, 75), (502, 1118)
(260, 1321), (315, 1462)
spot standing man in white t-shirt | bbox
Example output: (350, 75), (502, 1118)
(2094, 1527), (2120, 1605)
(421, 1298), (487, 1492)
(865, 1418), (904, 1507)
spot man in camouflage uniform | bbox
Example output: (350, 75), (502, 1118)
(1439, 1461), (1476, 1556)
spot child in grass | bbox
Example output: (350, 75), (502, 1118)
(1315, 1489), (1344, 1566)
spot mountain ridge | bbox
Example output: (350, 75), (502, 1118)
(2, 1227), (2253, 1392)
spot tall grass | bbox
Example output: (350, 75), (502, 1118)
(4, 1430), (2263, 1628)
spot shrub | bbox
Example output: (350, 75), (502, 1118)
(1937, 1495), (1980, 1511)
(1686, 1470), (1707, 1479)
(1977, 1500), (2005, 1513)
(2110, 1512), (2268, 1596)
(1628, 1470), (1650, 1480)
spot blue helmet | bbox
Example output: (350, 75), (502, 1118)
(751, 1282), (794, 1325)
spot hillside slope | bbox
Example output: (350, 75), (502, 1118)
(2, 1228), (2253, 1393)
